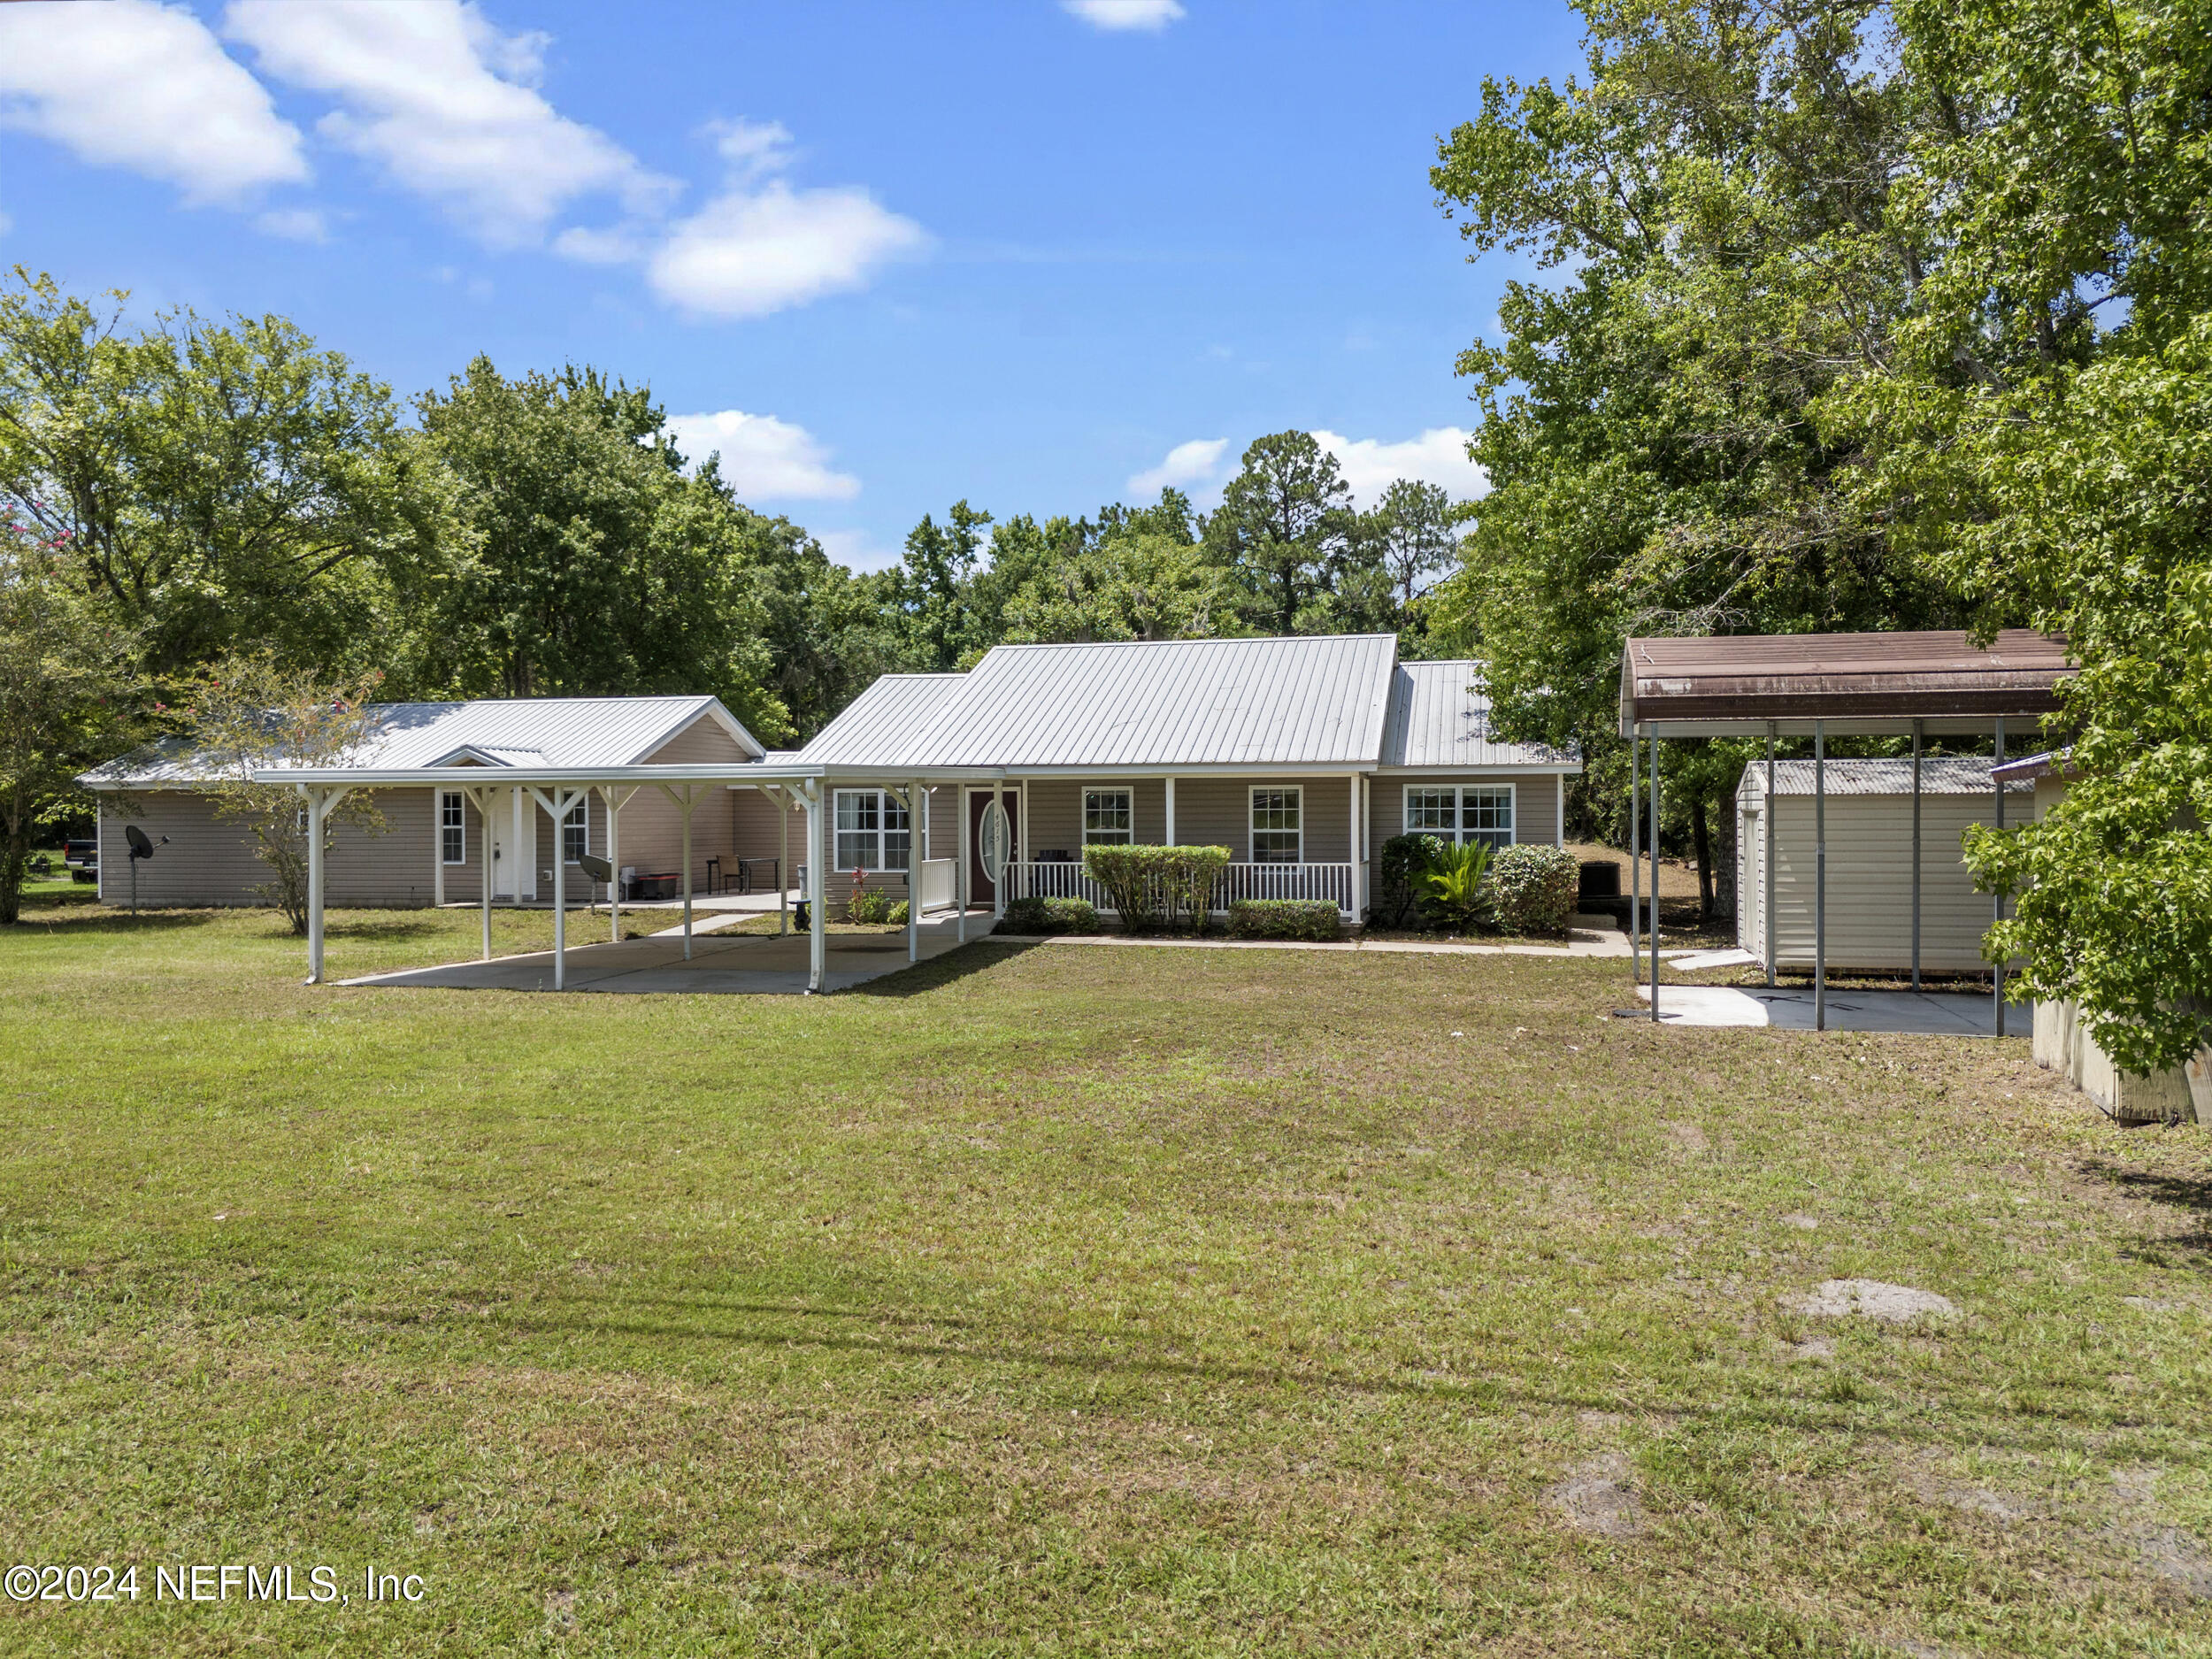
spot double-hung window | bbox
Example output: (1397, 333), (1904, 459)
(834, 788), (910, 871)
(440, 791), (466, 865)
(1082, 787), (1133, 846)
(562, 797), (589, 864)
(1249, 787), (1302, 863)
(1403, 784), (1515, 851)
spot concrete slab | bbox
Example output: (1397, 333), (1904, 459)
(341, 909), (990, 995)
(1631, 984), (2032, 1035)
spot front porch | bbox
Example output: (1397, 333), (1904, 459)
(1014, 858), (1362, 918)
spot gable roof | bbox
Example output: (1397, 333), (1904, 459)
(84, 695), (761, 787)
(799, 634), (1401, 770)
(1378, 661), (1577, 769)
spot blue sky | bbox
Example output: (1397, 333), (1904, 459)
(0, 0), (1584, 570)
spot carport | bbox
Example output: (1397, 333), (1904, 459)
(258, 759), (1019, 994)
(1617, 630), (2075, 1032)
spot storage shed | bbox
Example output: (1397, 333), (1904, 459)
(1737, 757), (2031, 974)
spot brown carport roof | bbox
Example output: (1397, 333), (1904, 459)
(1618, 629), (2074, 736)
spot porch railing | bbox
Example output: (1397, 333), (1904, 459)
(1011, 860), (1360, 918)
(918, 857), (956, 911)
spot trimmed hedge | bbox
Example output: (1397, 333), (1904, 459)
(1489, 843), (1579, 936)
(997, 895), (1098, 935)
(1225, 898), (1342, 941)
(1080, 844), (1231, 933)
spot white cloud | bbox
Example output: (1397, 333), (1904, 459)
(1063, 0), (1187, 31)
(664, 410), (859, 502)
(0, 0), (307, 204)
(1128, 437), (1229, 496)
(1310, 427), (1487, 507)
(225, 0), (669, 245)
(646, 125), (927, 319)
(257, 207), (329, 242)
(816, 529), (902, 573)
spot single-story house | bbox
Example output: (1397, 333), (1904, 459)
(81, 695), (797, 910)
(1736, 757), (2030, 973)
(81, 635), (1578, 988)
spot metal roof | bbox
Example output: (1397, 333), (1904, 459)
(799, 634), (1402, 771)
(1377, 661), (1577, 770)
(1737, 757), (2032, 799)
(1620, 629), (2075, 736)
(84, 695), (760, 787)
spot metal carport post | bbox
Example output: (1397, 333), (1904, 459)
(527, 785), (588, 992)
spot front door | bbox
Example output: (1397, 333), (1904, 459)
(488, 787), (535, 900)
(966, 788), (1018, 907)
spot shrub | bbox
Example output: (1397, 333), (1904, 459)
(1375, 833), (1448, 926)
(887, 899), (909, 926)
(1417, 840), (1495, 932)
(997, 895), (1098, 934)
(845, 870), (899, 924)
(1489, 843), (1580, 936)
(1226, 898), (1342, 941)
(1080, 844), (1231, 933)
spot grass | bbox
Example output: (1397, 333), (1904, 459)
(2, 904), (2209, 1655)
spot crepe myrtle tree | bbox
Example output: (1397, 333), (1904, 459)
(189, 650), (388, 935)
(0, 528), (143, 924)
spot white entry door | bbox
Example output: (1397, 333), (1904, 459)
(488, 788), (535, 900)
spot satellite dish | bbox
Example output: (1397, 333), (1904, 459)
(980, 801), (1010, 884)
(576, 854), (613, 883)
(126, 825), (155, 861)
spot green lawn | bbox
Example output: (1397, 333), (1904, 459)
(2, 903), (2208, 1655)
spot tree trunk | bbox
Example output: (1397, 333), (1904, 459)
(1692, 795), (1716, 922)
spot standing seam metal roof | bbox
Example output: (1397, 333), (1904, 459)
(1378, 662), (1577, 768)
(82, 695), (758, 786)
(798, 635), (1403, 769)
(1736, 757), (2032, 798)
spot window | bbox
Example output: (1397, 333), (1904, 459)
(1082, 787), (1133, 846)
(1249, 787), (1302, 863)
(834, 788), (910, 871)
(441, 791), (465, 864)
(1403, 784), (1516, 851)
(562, 797), (588, 864)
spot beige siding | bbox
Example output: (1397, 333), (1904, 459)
(1740, 792), (2005, 972)
(1368, 772), (1563, 860)
(1168, 776), (1355, 863)
(100, 787), (446, 909)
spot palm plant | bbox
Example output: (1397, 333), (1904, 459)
(1416, 839), (1495, 932)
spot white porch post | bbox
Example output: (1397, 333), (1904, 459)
(1647, 726), (1661, 1024)
(778, 787), (790, 937)
(994, 777), (1010, 920)
(471, 786), (492, 960)
(552, 794), (567, 990)
(511, 787), (526, 906)
(808, 781), (827, 993)
(1164, 775), (1176, 846)
(305, 786), (326, 985)
(1348, 773), (1361, 919)
(1555, 774), (1564, 849)
(1993, 716), (2007, 1037)
(1910, 718), (1923, 993)
(681, 795), (694, 956)
(906, 780), (922, 964)
(432, 791), (444, 907)
(605, 786), (637, 944)
(956, 787), (969, 944)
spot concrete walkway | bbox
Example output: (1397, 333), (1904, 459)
(995, 922), (1630, 958)
(342, 909), (982, 995)
(1632, 983), (2032, 1035)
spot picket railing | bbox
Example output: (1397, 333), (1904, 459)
(918, 857), (956, 911)
(1010, 860), (1359, 917)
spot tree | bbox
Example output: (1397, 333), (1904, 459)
(1366, 480), (1458, 613)
(749, 517), (901, 742)
(414, 358), (789, 740)
(0, 532), (142, 924)
(1002, 531), (1241, 644)
(1425, 1), (1970, 895)
(0, 269), (443, 680)
(883, 500), (994, 671)
(1202, 432), (1356, 634)
(187, 651), (388, 935)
